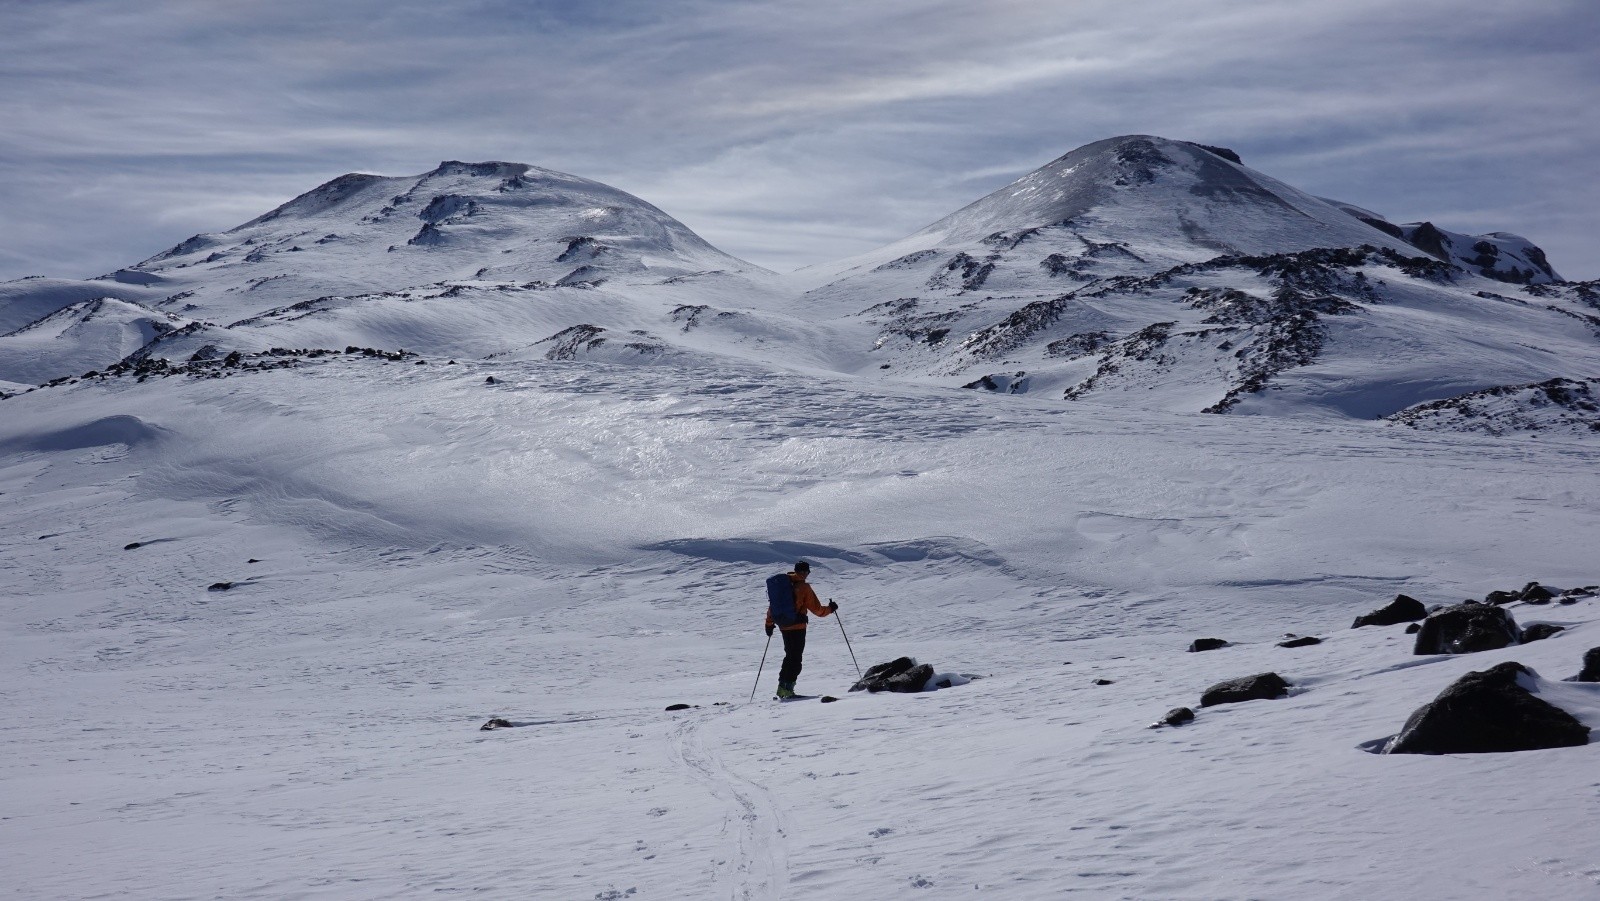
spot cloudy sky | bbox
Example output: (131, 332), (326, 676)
(3, 0), (1597, 281)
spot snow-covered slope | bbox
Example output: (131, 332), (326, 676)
(778, 137), (1596, 420)
(1387, 376), (1600, 436)
(3, 356), (1599, 899)
(790, 137), (1419, 297)
(0, 297), (190, 386)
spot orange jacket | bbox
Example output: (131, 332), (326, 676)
(764, 573), (833, 631)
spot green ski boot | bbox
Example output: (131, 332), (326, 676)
(775, 682), (797, 700)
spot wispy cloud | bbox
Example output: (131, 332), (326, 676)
(1, 0), (1595, 280)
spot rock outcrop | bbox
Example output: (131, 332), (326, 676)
(850, 657), (935, 693)
(1200, 673), (1290, 707)
(1353, 594), (1427, 628)
(1575, 648), (1600, 683)
(1412, 602), (1520, 655)
(1278, 635), (1322, 648)
(1520, 624), (1565, 643)
(1152, 707), (1195, 728)
(1385, 662), (1589, 754)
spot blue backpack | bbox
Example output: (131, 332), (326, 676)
(766, 572), (801, 627)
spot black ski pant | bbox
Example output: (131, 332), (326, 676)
(778, 628), (807, 686)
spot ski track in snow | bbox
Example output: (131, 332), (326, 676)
(668, 710), (790, 900)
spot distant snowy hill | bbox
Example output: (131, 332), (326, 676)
(1, 136), (1596, 429)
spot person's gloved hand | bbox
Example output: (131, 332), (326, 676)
(827, 601), (839, 612)
(765, 623), (775, 636)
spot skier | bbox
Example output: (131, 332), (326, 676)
(765, 560), (837, 699)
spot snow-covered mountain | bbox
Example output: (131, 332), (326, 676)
(3, 138), (1600, 899)
(3, 136), (1594, 428)
(786, 136), (1596, 421)
(0, 160), (819, 381)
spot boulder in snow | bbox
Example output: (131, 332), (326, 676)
(1412, 602), (1519, 655)
(851, 657), (934, 693)
(1200, 672), (1289, 707)
(886, 664), (935, 693)
(1188, 637), (1229, 652)
(1520, 582), (1555, 604)
(1520, 623), (1565, 643)
(1152, 707), (1195, 728)
(1352, 594), (1427, 628)
(1575, 648), (1600, 683)
(1384, 662), (1589, 754)
(1278, 635), (1322, 648)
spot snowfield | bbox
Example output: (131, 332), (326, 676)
(3, 356), (1600, 899)
(4, 134), (1600, 899)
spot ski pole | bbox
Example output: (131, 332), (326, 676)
(750, 631), (773, 702)
(833, 603), (862, 678)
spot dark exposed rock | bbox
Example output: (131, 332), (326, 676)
(851, 657), (934, 693)
(1485, 590), (1520, 605)
(1045, 331), (1112, 359)
(1412, 602), (1519, 655)
(484, 376), (497, 384)
(1200, 672), (1289, 707)
(1405, 623), (1422, 634)
(1520, 582), (1555, 604)
(123, 542), (143, 550)
(1278, 635), (1323, 648)
(1353, 594), (1427, 628)
(1093, 678), (1115, 686)
(886, 663), (935, 693)
(1152, 707), (1195, 728)
(1188, 638), (1229, 652)
(664, 703), (692, 711)
(1406, 222), (1452, 262)
(851, 657), (915, 691)
(1576, 648), (1600, 682)
(1385, 662), (1589, 754)
(820, 695), (840, 703)
(1191, 143), (1242, 164)
(207, 581), (234, 592)
(1520, 624), (1565, 643)
(479, 717), (513, 731)
(928, 252), (995, 292)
